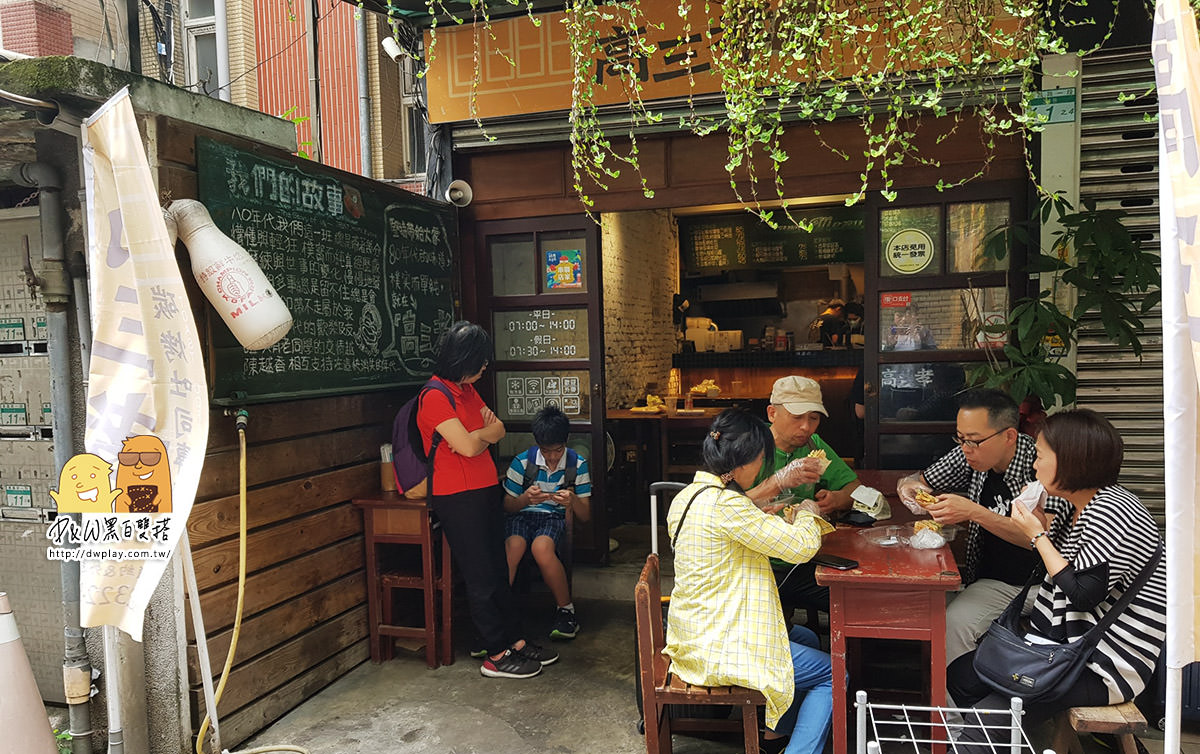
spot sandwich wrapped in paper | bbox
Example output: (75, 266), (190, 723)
(806, 447), (831, 475)
(850, 485), (890, 520)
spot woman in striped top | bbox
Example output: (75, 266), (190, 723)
(948, 408), (1166, 736)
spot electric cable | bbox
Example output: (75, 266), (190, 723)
(194, 410), (309, 754)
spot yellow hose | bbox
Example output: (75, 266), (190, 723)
(195, 425), (248, 754)
(194, 419), (309, 754)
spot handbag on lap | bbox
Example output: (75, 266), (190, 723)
(972, 540), (1162, 705)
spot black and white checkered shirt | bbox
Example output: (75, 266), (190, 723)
(922, 433), (1072, 584)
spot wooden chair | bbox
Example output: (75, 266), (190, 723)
(635, 553), (765, 754)
(1050, 701), (1148, 754)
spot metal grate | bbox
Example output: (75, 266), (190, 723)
(854, 691), (1050, 754)
(1075, 46), (1164, 524)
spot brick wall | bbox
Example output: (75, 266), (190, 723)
(1, 0), (73, 56)
(601, 209), (678, 409)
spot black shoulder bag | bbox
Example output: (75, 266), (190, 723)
(972, 539), (1163, 705)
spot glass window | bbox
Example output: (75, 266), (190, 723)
(497, 432), (593, 478)
(490, 236), (536, 296)
(880, 206), (941, 277)
(878, 362), (979, 422)
(948, 201), (1009, 273)
(540, 235), (588, 293)
(188, 0), (215, 18)
(495, 370), (591, 422)
(879, 287), (1009, 351)
(493, 309), (589, 361)
(192, 30), (219, 97)
(878, 433), (957, 470)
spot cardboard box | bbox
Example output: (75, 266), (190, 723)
(686, 329), (716, 352)
(714, 330), (743, 352)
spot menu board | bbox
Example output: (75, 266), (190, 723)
(496, 370), (590, 421)
(680, 207), (865, 271)
(197, 137), (458, 404)
(492, 308), (589, 360)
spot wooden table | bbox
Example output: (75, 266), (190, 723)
(607, 407), (723, 481)
(351, 492), (453, 668)
(816, 524), (961, 754)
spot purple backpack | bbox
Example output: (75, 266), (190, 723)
(391, 379), (455, 498)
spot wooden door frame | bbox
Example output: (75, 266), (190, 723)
(862, 180), (1030, 468)
(468, 214), (609, 563)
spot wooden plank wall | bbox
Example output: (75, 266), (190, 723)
(154, 118), (407, 749)
(186, 393), (401, 748)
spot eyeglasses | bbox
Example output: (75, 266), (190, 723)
(951, 429), (1005, 450)
(117, 451), (162, 466)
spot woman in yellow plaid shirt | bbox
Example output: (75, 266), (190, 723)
(665, 408), (837, 754)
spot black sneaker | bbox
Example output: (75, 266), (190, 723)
(480, 648), (542, 679)
(549, 607), (579, 640)
(514, 641), (559, 666)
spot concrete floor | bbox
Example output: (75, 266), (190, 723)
(239, 596), (745, 754)
(241, 524), (1200, 754)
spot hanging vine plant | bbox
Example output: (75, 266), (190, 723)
(394, 0), (1126, 221)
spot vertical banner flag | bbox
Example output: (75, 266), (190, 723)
(1153, 0), (1200, 668)
(80, 89), (208, 640)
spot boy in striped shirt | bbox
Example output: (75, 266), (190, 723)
(502, 405), (591, 640)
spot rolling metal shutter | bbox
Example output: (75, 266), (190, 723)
(1075, 46), (1164, 523)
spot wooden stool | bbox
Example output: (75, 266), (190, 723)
(353, 493), (453, 668)
(1051, 701), (1148, 754)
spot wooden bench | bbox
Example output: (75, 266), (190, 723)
(635, 553), (765, 754)
(1050, 702), (1148, 754)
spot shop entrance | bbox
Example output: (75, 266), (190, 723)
(471, 215), (609, 564)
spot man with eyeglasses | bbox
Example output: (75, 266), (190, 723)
(897, 388), (1072, 664)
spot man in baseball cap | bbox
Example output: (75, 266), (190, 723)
(746, 375), (861, 616)
(748, 375), (860, 514)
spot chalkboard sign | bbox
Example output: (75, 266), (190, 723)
(681, 207), (864, 271)
(492, 308), (589, 361)
(197, 137), (457, 404)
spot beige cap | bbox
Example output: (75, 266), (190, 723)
(770, 376), (827, 417)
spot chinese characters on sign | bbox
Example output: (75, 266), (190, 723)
(885, 228), (935, 274)
(199, 138), (458, 403)
(545, 250), (583, 289)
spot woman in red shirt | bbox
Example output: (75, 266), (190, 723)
(417, 321), (558, 678)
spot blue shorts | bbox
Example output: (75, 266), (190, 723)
(504, 511), (565, 547)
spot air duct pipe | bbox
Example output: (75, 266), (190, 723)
(12, 161), (94, 754)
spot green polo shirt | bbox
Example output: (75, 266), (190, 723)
(753, 431), (858, 502)
(754, 431), (856, 568)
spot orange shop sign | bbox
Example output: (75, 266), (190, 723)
(424, 0), (725, 124)
(881, 292), (912, 308)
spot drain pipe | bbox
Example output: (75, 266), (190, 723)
(13, 162), (93, 754)
(355, 10), (372, 178)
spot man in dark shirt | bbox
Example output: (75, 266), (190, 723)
(897, 389), (1072, 663)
